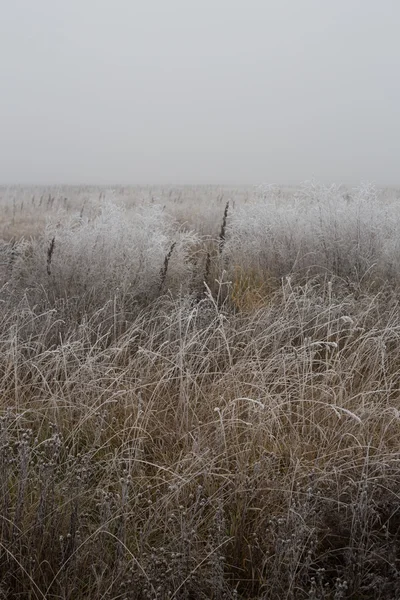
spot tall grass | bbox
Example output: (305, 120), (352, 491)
(225, 181), (400, 287)
(0, 183), (399, 598)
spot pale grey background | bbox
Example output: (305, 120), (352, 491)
(1, 1), (399, 185)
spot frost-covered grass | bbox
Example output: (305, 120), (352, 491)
(0, 184), (254, 240)
(0, 183), (400, 599)
(225, 181), (400, 285)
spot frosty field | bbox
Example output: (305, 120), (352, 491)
(0, 182), (400, 599)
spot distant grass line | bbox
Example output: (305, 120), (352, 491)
(0, 183), (399, 598)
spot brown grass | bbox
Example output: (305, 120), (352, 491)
(0, 184), (400, 599)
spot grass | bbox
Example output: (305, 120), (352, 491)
(0, 182), (399, 598)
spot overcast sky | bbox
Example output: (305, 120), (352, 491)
(1, 1), (400, 185)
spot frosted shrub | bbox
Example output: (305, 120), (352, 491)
(9, 202), (198, 313)
(224, 181), (400, 284)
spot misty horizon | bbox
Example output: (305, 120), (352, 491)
(1, 1), (400, 186)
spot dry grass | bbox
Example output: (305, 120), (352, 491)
(0, 183), (400, 599)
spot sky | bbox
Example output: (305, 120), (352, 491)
(1, 0), (400, 185)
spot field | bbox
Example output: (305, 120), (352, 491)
(1, 182), (400, 599)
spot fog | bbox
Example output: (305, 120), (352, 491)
(1, 0), (400, 185)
